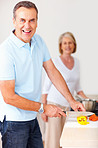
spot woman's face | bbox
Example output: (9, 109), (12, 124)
(61, 37), (75, 55)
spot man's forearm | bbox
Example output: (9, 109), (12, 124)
(3, 93), (41, 112)
(44, 59), (85, 111)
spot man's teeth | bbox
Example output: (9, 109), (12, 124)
(23, 30), (31, 33)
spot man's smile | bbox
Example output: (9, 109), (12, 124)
(22, 30), (32, 34)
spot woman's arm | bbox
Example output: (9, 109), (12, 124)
(77, 91), (88, 99)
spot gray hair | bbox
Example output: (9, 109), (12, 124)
(13, 1), (38, 19)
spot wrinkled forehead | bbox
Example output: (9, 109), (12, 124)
(15, 7), (38, 19)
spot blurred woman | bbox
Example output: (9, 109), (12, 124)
(41, 32), (88, 148)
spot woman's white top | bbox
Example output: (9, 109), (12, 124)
(42, 56), (82, 107)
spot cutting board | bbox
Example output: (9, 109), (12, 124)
(64, 111), (98, 128)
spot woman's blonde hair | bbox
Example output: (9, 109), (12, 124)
(59, 32), (77, 54)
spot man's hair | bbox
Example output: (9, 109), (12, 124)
(13, 1), (38, 19)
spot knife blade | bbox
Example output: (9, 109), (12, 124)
(63, 111), (94, 117)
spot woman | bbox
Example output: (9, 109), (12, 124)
(41, 32), (88, 148)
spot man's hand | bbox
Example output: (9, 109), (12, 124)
(43, 104), (66, 118)
(70, 100), (86, 111)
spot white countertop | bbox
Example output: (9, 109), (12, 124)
(60, 116), (98, 148)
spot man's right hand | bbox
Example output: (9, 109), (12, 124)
(43, 104), (66, 118)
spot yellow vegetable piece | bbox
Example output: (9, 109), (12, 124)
(77, 116), (89, 125)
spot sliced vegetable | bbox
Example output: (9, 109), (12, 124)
(77, 116), (89, 125)
(89, 114), (98, 121)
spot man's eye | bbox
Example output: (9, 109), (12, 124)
(20, 19), (25, 22)
(30, 19), (35, 22)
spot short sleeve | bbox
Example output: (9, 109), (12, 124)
(0, 48), (15, 80)
(42, 40), (51, 62)
(33, 34), (51, 62)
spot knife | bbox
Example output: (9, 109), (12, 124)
(63, 111), (95, 117)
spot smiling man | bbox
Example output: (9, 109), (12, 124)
(13, 6), (37, 43)
(0, 1), (85, 148)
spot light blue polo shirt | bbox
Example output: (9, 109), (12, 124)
(0, 31), (51, 121)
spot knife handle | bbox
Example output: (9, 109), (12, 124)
(63, 111), (66, 114)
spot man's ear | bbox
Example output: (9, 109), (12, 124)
(13, 17), (16, 28)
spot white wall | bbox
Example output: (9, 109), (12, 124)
(0, 0), (98, 94)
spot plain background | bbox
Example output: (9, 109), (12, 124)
(0, 0), (98, 95)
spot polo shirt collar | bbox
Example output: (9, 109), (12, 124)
(9, 30), (36, 48)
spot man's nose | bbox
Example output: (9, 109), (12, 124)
(25, 21), (30, 28)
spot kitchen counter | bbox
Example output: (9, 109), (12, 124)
(60, 115), (98, 148)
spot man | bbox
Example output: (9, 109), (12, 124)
(0, 1), (85, 148)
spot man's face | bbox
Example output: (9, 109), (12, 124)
(13, 7), (37, 43)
